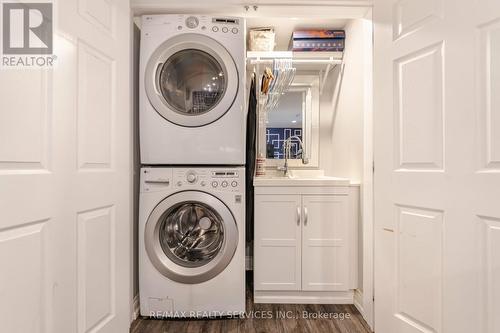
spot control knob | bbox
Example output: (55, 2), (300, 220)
(186, 172), (198, 183)
(185, 16), (199, 29)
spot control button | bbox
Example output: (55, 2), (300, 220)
(231, 181), (238, 187)
(177, 25), (182, 30)
(186, 172), (197, 183)
(201, 181), (206, 186)
(211, 181), (218, 188)
(231, 27), (238, 34)
(177, 181), (183, 187)
(185, 16), (199, 29)
(201, 26), (206, 30)
(212, 26), (219, 32)
(222, 27), (229, 33)
(221, 181), (228, 188)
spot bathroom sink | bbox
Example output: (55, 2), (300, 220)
(253, 169), (350, 187)
(287, 169), (327, 179)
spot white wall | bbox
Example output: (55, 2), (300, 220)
(319, 18), (368, 184)
(317, 18), (371, 300)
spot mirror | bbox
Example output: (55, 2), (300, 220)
(265, 75), (319, 168)
(266, 91), (304, 159)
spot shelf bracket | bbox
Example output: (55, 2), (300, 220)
(319, 61), (335, 94)
(330, 63), (345, 110)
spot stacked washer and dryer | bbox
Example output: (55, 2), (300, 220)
(139, 15), (246, 317)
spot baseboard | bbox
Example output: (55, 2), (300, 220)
(353, 289), (364, 317)
(131, 294), (140, 322)
(254, 290), (354, 304)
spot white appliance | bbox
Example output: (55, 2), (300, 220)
(140, 15), (246, 165)
(139, 167), (245, 317)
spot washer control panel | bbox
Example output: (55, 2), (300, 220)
(172, 168), (243, 191)
(141, 167), (243, 193)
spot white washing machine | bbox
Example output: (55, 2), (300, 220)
(139, 167), (245, 317)
(140, 15), (246, 165)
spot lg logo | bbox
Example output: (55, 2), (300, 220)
(2, 2), (53, 54)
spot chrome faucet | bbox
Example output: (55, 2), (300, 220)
(277, 135), (309, 175)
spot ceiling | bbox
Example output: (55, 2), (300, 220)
(131, 0), (372, 19)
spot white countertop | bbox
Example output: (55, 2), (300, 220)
(253, 169), (350, 187)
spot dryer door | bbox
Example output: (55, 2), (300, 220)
(144, 191), (238, 284)
(145, 33), (239, 127)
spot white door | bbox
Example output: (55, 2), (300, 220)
(374, 0), (500, 332)
(254, 194), (302, 291)
(0, 1), (131, 333)
(302, 195), (349, 292)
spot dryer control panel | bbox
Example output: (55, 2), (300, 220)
(142, 14), (243, 37)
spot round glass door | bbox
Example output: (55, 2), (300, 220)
(158, 201), (224, 267)
(145, 34), (239, 127)
(159, 49), (226, 115)
(145, 191), (238, 284)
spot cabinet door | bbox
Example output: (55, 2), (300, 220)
(302, 195), (349, 291)
(254, 194), (302, 291)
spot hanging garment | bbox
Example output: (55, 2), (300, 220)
(261, 67), (274, 94)
(246, 73), (257, 243)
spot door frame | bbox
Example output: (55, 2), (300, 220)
(131, 2), (376, 330)
(360, 7), (374, 331)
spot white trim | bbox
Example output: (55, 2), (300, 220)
(349, 185), (360, 290)
(361, 9), (374, 331)
(353, 289), (365, 317)
(132, 294), (140, 321)
(254, 290), (354, 304)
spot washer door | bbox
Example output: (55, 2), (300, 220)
(145, 33), (239, 127)
(145, 191), (238, 284)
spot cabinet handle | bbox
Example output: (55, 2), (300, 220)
(296, 206), (301, 225)
(304, 206), (308, 225)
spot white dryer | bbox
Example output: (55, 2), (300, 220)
(139, 167), (245, 317)
(140, 15), (246, 165)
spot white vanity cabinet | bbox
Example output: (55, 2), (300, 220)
(301, 195), (349, 291)
(254, 194), (303, 291)
(253, 182), (358, 304)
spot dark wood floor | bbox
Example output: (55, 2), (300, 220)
(130, 273), (372, 333)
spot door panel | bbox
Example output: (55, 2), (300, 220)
(374, 0), (500, 332)
(302, 195), (349, 291)
(0, 0), (131, 332)
(254, 194), (301, 291)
